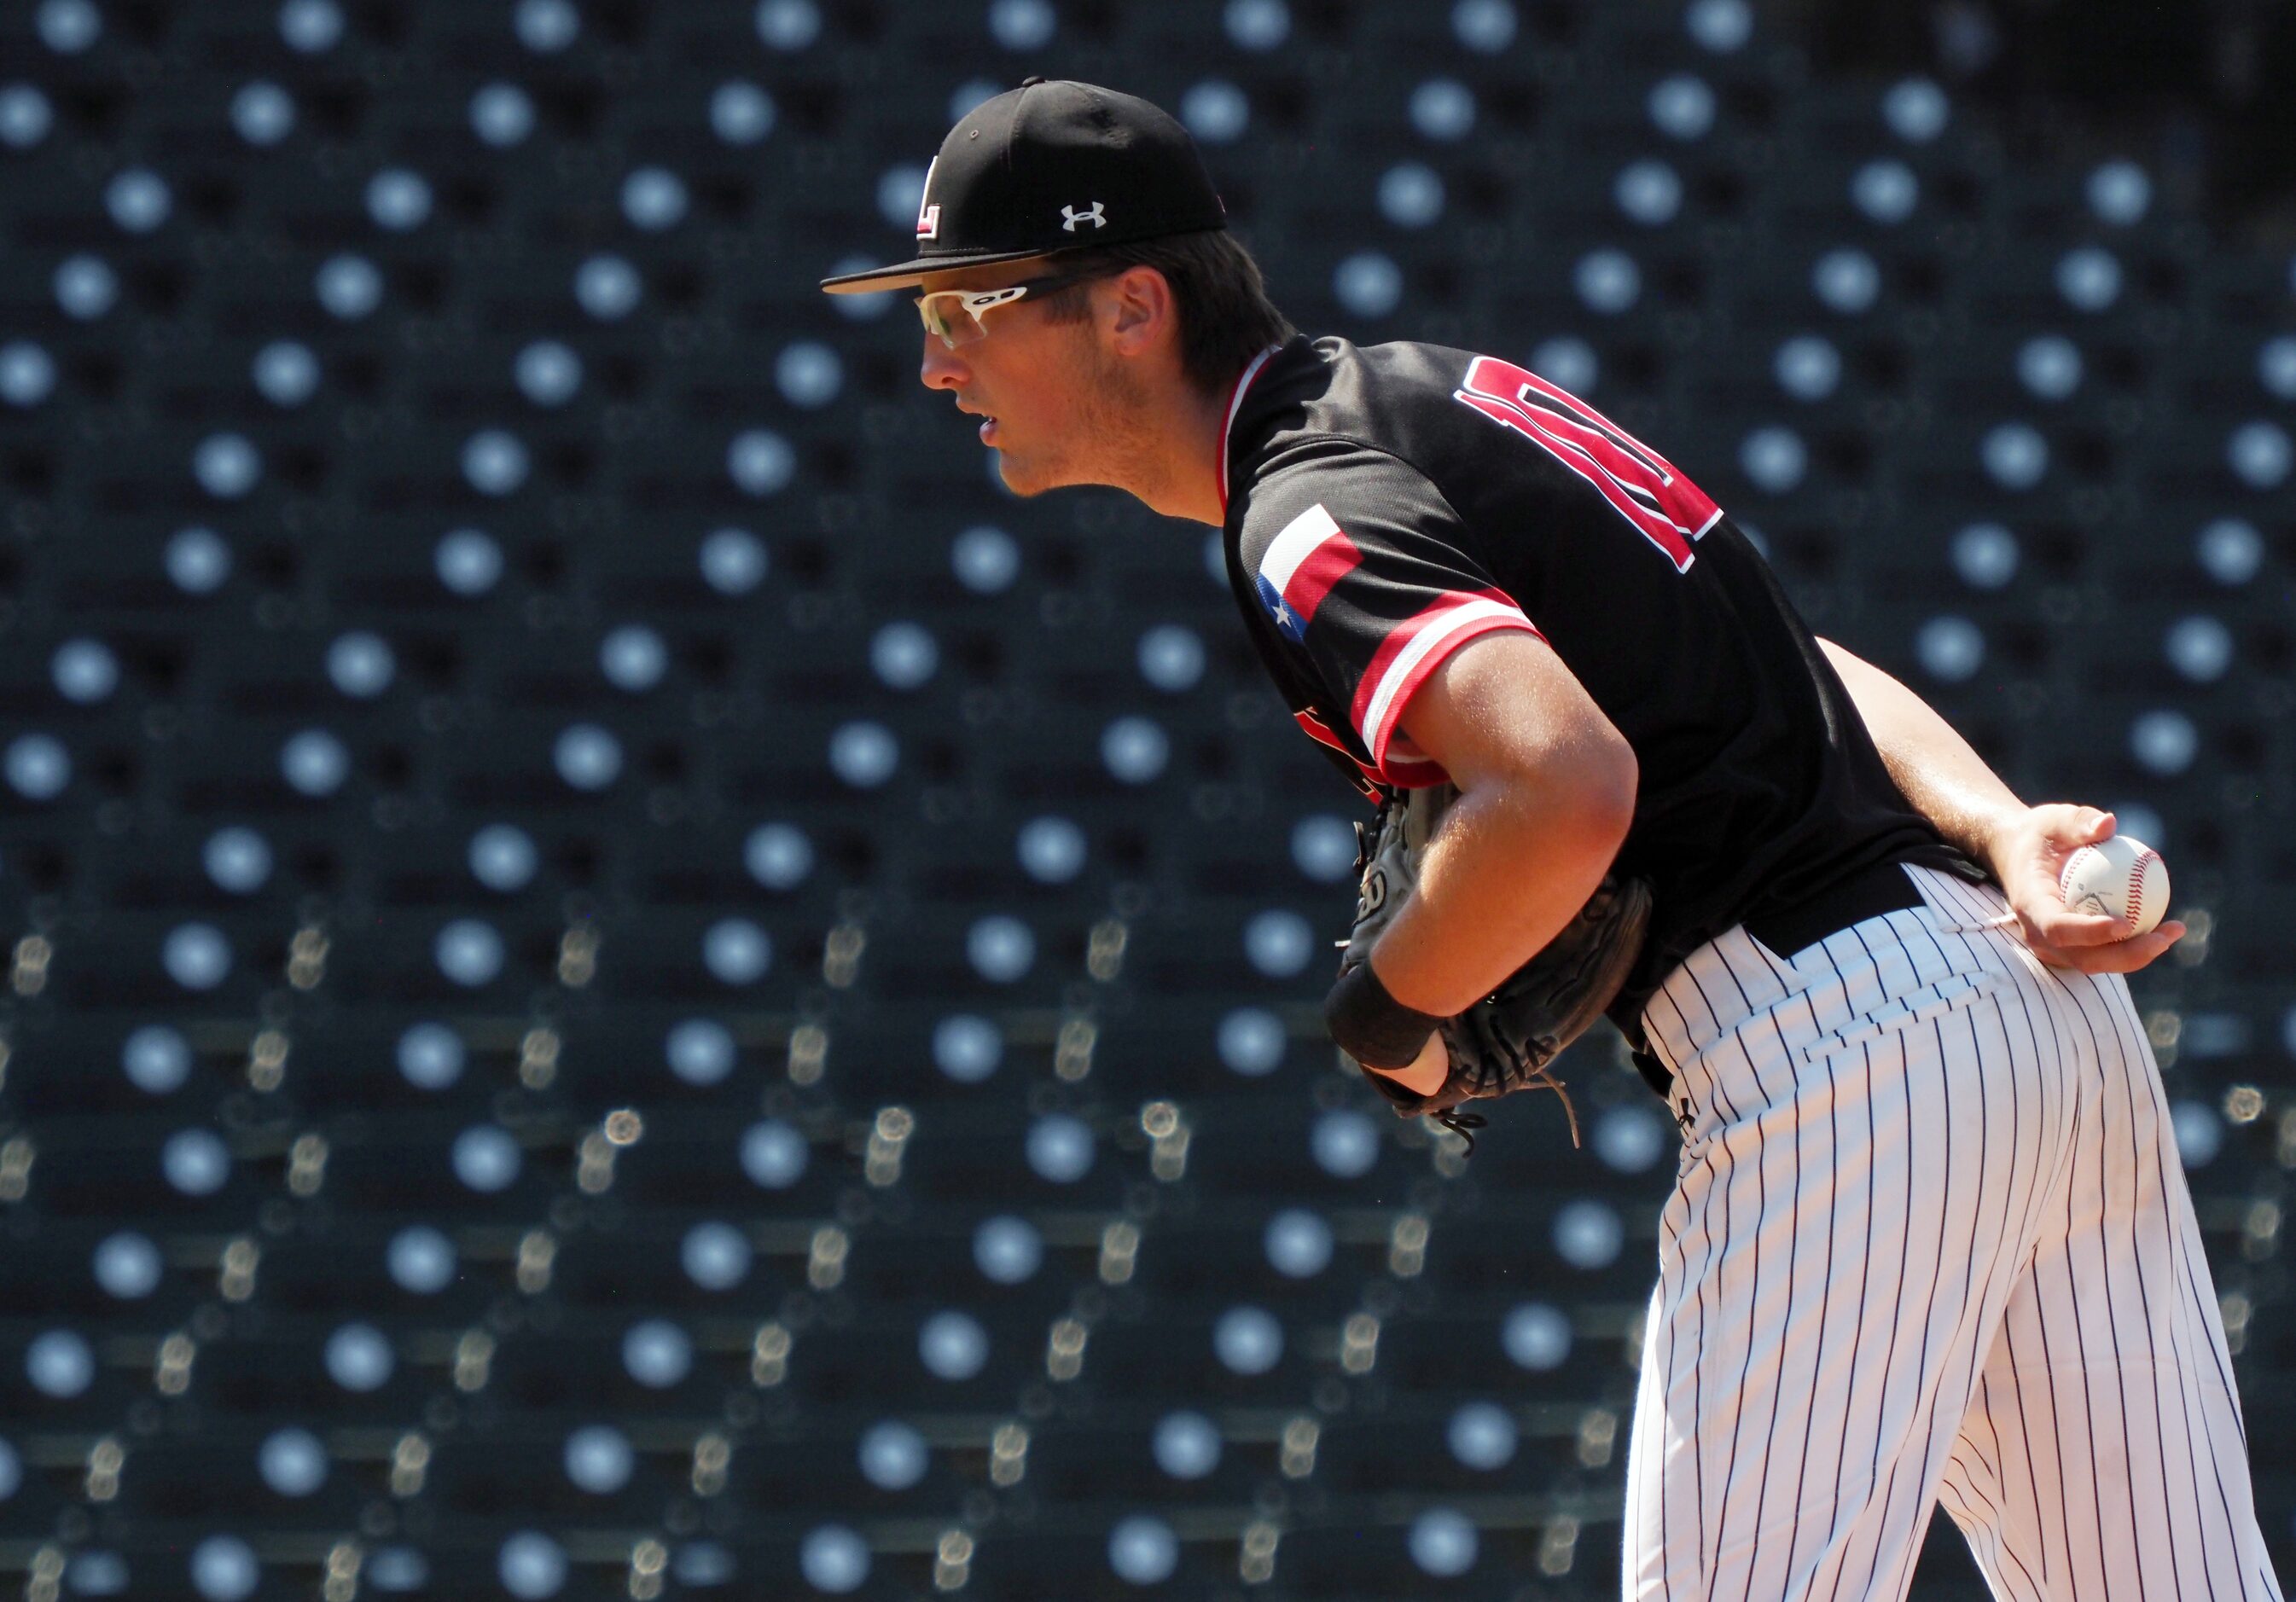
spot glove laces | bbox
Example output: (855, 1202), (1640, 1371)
(1491, 1028), (1582, 1149)
(1431, 1106), (1487, 1155)
(1351, 787), (1401, 879)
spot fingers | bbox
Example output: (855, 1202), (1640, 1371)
(2025, 907), (2136, 949)
(2025, 804), (2117, 867)
(2029, 920), (2185, 974)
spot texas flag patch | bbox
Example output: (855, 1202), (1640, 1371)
(1254, 502), (1362, 644)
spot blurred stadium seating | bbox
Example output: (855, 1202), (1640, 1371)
(0, 0), (2290, 1595)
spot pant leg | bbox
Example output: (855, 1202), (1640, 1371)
(1626, 871), (2073, 1602)
(1921, 866), (2286, 1602)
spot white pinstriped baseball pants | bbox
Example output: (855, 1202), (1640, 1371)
(1624, 863), (2284, 1602)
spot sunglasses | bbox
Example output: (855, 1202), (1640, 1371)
(915, 269), (1101, 349)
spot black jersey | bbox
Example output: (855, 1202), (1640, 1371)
(1217, 333), (1987, 1052)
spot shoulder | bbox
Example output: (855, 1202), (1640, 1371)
(1280, 335), (1484, 433)
(1230, 335), (1473, 474)
(1234, 438), (1463, 572)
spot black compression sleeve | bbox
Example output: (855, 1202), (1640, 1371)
(1322, 958), (1442, 1070)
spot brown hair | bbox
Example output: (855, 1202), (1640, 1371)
(1034, 227), (1296, 396)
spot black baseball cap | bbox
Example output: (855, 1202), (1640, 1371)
(817, 78), (1227, 295)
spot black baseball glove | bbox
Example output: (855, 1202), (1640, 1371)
(1334, 781), (1652, 1154)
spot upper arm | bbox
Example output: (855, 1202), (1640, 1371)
(1815, 634), (1889, 715)
(1396, 628), (1637, 827)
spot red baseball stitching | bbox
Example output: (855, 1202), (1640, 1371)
(2132, 848), (2160, 929)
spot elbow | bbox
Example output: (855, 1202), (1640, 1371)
(1504, 729), (1636, 867)
(1581, 733), (1638, 860)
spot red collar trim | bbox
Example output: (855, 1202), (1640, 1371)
(1216, 342), (1284, 519)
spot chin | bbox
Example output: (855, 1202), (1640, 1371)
(995, 455), (1060, 497)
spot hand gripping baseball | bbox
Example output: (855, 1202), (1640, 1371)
(1991, 804), (2185, 974)
(1324, 782), (1653, 1155)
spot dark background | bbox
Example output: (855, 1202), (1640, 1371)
(0, 0), (2289, 1596)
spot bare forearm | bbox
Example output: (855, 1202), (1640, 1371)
(1369, 781), (1630, 1019)
(1347, 628), (1638, 1087)
(1817, 637), (2022, 879)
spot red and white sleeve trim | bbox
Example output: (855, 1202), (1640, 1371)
(1351, 592), (1543, 781)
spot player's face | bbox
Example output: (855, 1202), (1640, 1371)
(916, 264), (1137, 498)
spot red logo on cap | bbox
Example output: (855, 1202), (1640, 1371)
(915, 156), (941, 241)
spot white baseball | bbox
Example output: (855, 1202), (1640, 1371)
(2059, 833), (2168, 937)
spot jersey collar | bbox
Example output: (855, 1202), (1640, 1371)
(1216, 341), (1286, 519)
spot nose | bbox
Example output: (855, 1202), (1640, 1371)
(920, 330), (968, 391)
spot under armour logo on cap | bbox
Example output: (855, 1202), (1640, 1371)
(1061, 202), (1106, 232)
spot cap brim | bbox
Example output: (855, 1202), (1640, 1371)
(819, 245), (1065, 295)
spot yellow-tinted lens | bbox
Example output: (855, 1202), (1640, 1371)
(918, 293), (985, 347)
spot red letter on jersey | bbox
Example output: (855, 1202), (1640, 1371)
(1453, 355), (1723, 572)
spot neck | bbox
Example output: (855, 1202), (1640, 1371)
(1118, 368), (1235, 526)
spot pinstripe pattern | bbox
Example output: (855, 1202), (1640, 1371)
(1622, 864), (2283, 1602)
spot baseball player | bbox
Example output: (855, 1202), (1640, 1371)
(821, 78), (2284, 1601)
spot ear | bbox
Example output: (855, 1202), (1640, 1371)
(1104, 264), (1174, 355)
